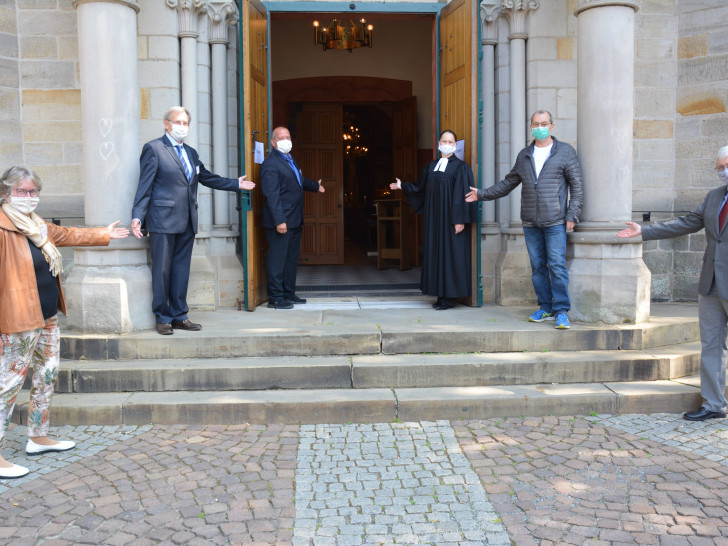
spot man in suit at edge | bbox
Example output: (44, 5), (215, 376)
(261, 126), (325, 309)
(618, 145), (728, 421)
(131, 106), (256, 335)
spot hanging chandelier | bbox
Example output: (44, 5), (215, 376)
(343, 113), (368, 157)
(313, 18), (373, 52)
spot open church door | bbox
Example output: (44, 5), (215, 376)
(439, 0), (480, 306)
(239, 0), (268, 311)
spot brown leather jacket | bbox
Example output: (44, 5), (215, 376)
(0, 208), (110, 334)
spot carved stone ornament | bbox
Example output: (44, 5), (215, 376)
(480, 1), (501, 45)
(207, 1), (239, 44)
(166, 0), (206, 38)
(501, 0), (539, 40)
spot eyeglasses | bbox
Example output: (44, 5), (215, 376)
(717, 165), (728, 172)
(167, 120), (189, 127)
(530, 122), (552, 128)
(13, 188), (40, 197)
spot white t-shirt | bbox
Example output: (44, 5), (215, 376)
(532, 144), (552, 178)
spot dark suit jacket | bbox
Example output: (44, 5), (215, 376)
(642, 185), (728, 299)
(261, 149), (321, 230)
(132, 134), (239, 234)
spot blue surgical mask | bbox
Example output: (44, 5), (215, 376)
(531, 127), (550, 140)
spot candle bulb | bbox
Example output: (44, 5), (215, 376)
(313, 21), (319, 45)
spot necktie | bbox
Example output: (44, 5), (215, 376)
(175, 145), (192, 181)
(720, 197), (728, 231)
(284, 154), (302, 186)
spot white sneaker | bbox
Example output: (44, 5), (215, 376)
(26, 438), (76, 455)
(0, 463), (29, 479)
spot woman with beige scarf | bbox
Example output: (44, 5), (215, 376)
(0, 166), (129, 479)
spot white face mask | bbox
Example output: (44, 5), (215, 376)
(169, 123), (188, 142)
(9, 196), (40, 215)
(276, 139), (293, 154)
(718, 169), (728, 184)
(438, 143), (456, 156)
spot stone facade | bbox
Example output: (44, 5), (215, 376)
(1, 0), (728, 329)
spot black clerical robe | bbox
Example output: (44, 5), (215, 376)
(401, 156), (478, 298)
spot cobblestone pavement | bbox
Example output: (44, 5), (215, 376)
(1, 414), (728, 544)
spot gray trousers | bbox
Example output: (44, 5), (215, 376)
(698, 283), (728, 412)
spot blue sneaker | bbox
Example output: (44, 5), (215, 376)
(555, 313), (570, 329)
(528, 310), (554, 322)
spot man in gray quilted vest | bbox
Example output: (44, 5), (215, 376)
(466, 110), (583, 329)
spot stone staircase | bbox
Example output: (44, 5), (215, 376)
(15, 302), (704, 425)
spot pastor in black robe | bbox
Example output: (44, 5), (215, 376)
(401, 156), (478, 299)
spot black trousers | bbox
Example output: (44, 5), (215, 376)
(265, 226), (302, 301)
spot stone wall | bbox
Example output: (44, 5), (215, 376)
(8, 0), (83, 222)
(640, 0), (728, 302)
(0, 0), (22, 167)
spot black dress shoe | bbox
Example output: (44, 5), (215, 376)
(172, 319), (202, 331)
(156, 322), (173, 335)
(683, 407), (727, 421)
(267, 299), (293, 309)
(286, 294), (307, 304)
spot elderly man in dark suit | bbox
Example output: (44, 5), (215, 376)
(261, 126), (325, 309)
(618, 145), (728, 421)
(131, 106), (255, 335)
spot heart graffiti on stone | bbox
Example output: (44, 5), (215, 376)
(99, 141), (114, 160)
(99, 118), (113, 137)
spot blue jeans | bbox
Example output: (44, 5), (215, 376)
(523, 224), (570, 315)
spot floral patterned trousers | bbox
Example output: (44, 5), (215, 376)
(0, 316), (60, 448)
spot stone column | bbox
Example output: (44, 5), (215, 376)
(165, 0), (217, 311)
(209, 1), (237, 229)
(206, 0), (244, 307)
(67, 0), (154, 332)
(569, 0), (650, 323)
(492, 0), (538, 305)
(479, 1), (501, 303)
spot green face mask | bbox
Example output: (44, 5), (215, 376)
(531, 126), (550, 140)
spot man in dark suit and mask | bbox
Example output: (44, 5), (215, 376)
(261, 126), (325, 309)
(618, 145), (728, 421)
(131, 106), (255, 335)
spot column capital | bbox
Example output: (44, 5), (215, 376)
(479, 1), (501, 45)
(207, 0), (238, 45)
(574, 0), (639, 17)
(72, 0), (139, 13)
(167, 0), (206, 38)
(501, 0), (538, 40)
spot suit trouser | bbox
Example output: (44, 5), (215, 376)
(265, 226), (301, 301)
(150, 219), (195, 324)
(698, 282), (728, 412)
(0, 316), (60, 448)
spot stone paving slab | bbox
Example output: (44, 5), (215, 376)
(3, 413), (728, 544)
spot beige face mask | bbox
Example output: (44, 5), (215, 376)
(9, 196), (40, 215)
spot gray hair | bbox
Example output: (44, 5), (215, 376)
(163, 106), (191, 123)
(0, 166), (42, 199)
(530, 110), (553, 125)
(717, 145), (728, 164)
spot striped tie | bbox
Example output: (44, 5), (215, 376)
(175, 145), (192, 181)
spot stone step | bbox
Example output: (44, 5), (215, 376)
(58, 305), (700, 360)
(16, 376), (704, 425)
(54, 342), (701, 393)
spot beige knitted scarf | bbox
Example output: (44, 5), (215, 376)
(1, 201), (63, 277)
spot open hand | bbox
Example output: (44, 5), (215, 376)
(617, 221), (642, 238)
(465, 186), (478, 203)
(239, 175), (255, 190)
(389, 178), (402, 191)
(108, 221), (130, 239)
(318, 179), (325, 193)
